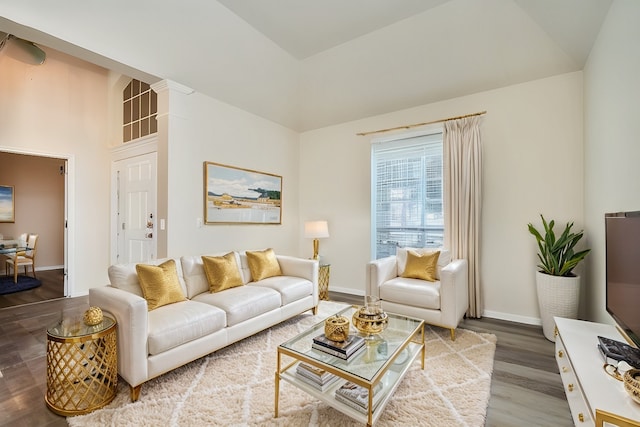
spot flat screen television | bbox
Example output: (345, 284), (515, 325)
(605, 211), (640, 348)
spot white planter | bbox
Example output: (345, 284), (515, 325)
(536, 271), (581, 342)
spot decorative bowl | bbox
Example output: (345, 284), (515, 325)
(624, 368), (640, 405)
(352, 306), (388, 336)
(324, 315), (350, 342)
(83, 306), (104, 326)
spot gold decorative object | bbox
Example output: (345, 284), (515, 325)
(45, 317), (117, 416)
(352, 306), (389, 337)
(624, 368), (640, 405)
(83, 306), (104, 326)
(324, 314), (350, 342)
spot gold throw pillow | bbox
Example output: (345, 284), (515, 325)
(136, 259), (187, 311)
(401, 250), (440, 282)
(202, 252), (244, 293)
(246, 248), (282, 281)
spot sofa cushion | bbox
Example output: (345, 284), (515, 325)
(136, 260), (187, 311)
(192, 286), (280, 327)
(249, 276), (313, 305)
(397, 248), (450, 279)
(246, 248), (282, 281)
(202, 252), (244, 293)
(181, 253), (243, 299)
(379, 277), (441, 310)
(108, 257), (186, 298)
(401, 250), (440, 282)
(147, 300), (226, 355)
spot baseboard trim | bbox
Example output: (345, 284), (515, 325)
(482, 310), (541, 326)
(329, 286), (365, 296)
(35, 265), (64, 272)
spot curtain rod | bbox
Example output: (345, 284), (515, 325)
(356, 110), (487, 137)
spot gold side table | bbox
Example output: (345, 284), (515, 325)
(319, 264), (330, 300)
(45, 314), (118, 416)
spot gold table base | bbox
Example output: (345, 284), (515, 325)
(45, 320), (118, 416)
(319, 264), (330, 300)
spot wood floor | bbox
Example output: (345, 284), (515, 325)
(0, 287), (573, 426)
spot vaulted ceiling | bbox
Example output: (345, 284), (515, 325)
(0, 0), (612, 131)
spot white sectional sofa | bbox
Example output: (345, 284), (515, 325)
(89, 251), (318, 401)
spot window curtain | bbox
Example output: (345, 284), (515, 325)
(443, 116), (483, 318)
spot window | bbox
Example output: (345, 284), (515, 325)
(123, 79), (158, 143)
(371, 131), (444, 259)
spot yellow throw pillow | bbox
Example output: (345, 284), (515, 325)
(136, 259), (187, 311)
(202, 252), (244, 293)
(246, 248), (282, 281)
(401, 250), (440, 282)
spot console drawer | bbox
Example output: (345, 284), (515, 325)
(556, 333), (592, 425)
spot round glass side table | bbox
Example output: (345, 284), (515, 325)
(45, 314), (118, 416)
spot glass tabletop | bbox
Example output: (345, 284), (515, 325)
(280, 305), (422, 382)
(47, 316), (115, 339)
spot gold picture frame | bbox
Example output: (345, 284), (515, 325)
(204, 162), (282, 225)
(0, 185), (15, 223)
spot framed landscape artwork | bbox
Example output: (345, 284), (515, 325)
(0, 185), (15, 223)
(204, 162), (282, 225)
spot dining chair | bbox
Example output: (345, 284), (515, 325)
(5, 233), (38, 283)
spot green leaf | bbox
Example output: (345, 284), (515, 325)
(527, 214), (591, 276)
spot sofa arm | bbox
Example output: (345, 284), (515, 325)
(89, 286), (149, 388)
(277, 255), (319, 303)
(439, 259), (469, 327)
(366, 256), (398, 298)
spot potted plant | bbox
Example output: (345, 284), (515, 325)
(528, 215), (591, 341)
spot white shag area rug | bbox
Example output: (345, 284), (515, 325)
(67, 301), (496, 427)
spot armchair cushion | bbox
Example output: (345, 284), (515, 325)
(379, 277), (441, 310)
(401, 250), (440, 281)
(397, 248), (450, 279)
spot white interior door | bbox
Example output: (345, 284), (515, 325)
(114, 152), (157, 263)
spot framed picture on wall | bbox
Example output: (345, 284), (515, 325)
(204, 162), (282, 225)
(0, 185), (15, 223)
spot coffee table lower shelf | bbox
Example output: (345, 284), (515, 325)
(276, 340), (423, 426)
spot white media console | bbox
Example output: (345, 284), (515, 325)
(555, 317), (640, 426)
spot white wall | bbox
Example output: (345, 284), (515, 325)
(583, 0), (640, 323)
(300, 72), (584, 324)
(156, 86), (302, 257)
(0, 44), (111, 295)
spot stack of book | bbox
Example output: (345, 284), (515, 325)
(312, 334), (365, 360)
(334, 381), (384, 413)
(295, 362), (339, 391)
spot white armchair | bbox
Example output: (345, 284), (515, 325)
(366, 248), (468, 340)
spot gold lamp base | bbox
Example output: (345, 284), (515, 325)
(312, 238), (320, 260)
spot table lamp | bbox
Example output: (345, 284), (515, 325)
(304, 220), (329, 260)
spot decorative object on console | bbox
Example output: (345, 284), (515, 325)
(203, 161), (282, 225)
(83, 306), (104, 326)
(624, 369), (640, 405)
(528, 215), (591, 341)
(304, 220), (329, 260)
(324, 314), (350, 342)
(352, 296), (388, 338)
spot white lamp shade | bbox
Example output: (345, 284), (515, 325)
(304, 220), (329, 238)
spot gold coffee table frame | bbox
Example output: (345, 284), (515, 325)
(45, 315), (118, 416)
(275, 306), (424, 427)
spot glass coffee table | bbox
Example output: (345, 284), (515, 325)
(275, 305), (424, 426)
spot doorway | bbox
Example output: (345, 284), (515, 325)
(0, 150), (69, 308)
